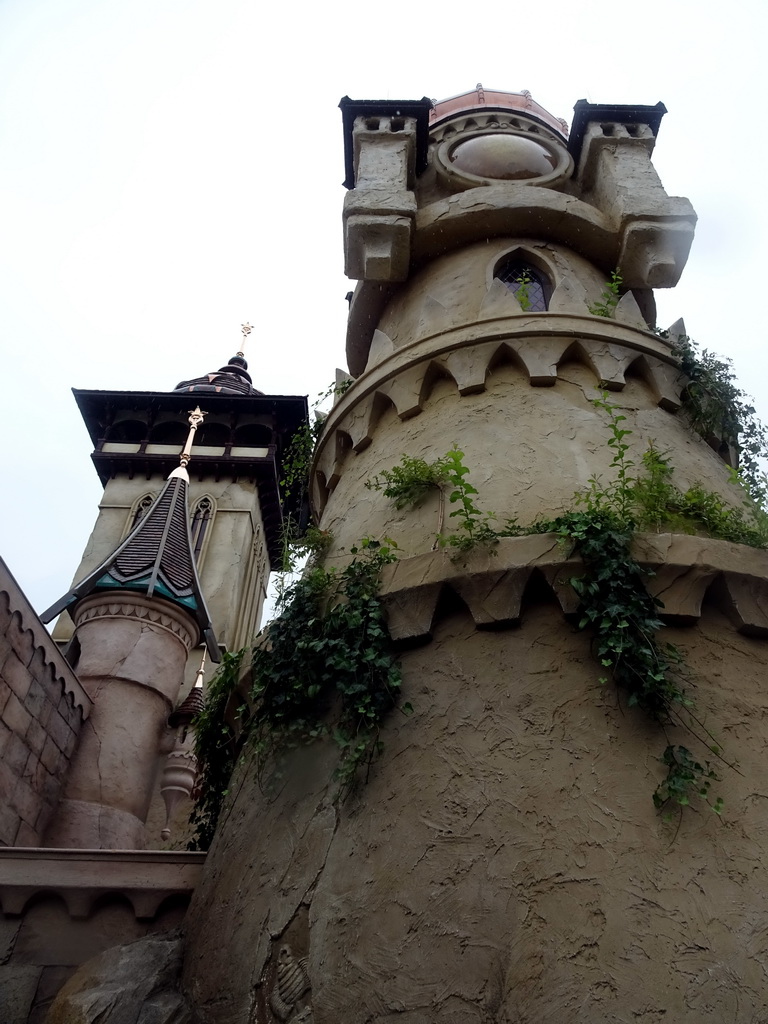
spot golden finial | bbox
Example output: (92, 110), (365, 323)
(194, 647), (207, 689)
(237, 322), (253, 358)
(180, 405), (207, 467)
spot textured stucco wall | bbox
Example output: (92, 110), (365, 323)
(318, 367), (743, 569)
(182, 596), (768, 1023)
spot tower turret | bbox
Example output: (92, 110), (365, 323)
(42, 341), (308, 848)
(40, 409), (213, 848)
(52, 339), (308, 654)
(181, 91), (768, 1024)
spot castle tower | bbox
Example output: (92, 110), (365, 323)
(40, 414), (217, 849)
(52, 346), (308, 658)
(43, 350), (307, 848)
(181, 91), (768, 1023)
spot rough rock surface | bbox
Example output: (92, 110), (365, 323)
(45, 930), (189, 1024)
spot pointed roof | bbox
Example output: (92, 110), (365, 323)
(42, 466), (220, 662)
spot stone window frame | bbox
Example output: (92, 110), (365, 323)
(122, 493), (156, 539)
(190, 494), (216, 567)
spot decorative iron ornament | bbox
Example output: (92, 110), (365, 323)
(237, 321), (253, 358)
(180, 405), (206, 468)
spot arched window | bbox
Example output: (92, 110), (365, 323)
(124, 493), (155, 538)
(233, 422), (273, 447)
(190, 496), (215, 563)
(150, 421), (188, 446)
(195, 423), (230, 447)
(495, 259), (550, 312)
(106, 419), (146, 443)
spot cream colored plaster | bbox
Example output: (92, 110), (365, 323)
(374, 240), (608, 359)
(197, 479), (265, 649)
(44, 593), (197, 850)
(314, 367), (737, 563)
(182, 599), (768, 1023)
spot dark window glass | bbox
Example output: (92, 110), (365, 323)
(233, 423), (273, 447)
(191, 497), (214, 561)
(496, 261), (549, 312)
(150, 421), (188, 445)
(195, 423), (230, 447)
(131, 494), (154, 529)
(106, 419), (146, 443)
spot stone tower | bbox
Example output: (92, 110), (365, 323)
(180, 90), (768, 1022)
(43, 351), (308, 848)
(53, 350), (307, 658)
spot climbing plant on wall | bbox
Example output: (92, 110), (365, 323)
(190, 537), (406, 849)
(192, 332), (767, 843)
(367, 389), (762, 816)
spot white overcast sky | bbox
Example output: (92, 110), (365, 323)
(1, 0), (767, 615)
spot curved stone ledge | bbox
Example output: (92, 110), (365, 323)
(412, 184), (695, 286)
(73, 592), (199, 653)
(313, 318), (682, 516)
(0, 558), (91, 719)
(414, 185), (615, 268)
(378, 533), (768, 644)
(0, 847), (205, 920)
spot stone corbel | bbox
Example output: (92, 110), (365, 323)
(617, 218), (696, 290)
(575, 120), (696, 289)
(343, 115), (419, 282)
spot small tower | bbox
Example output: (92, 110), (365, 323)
(41, 410), (217, 848)
(43, 343), (307, 848)
(181, 90), (768, 1023)
(53, 343), (308, 655)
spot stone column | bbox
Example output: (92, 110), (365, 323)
(44, 592), (198, 849)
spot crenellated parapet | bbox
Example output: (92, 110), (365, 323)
(343, 90), (696, 375)
(313, 315), (687, 517)
(0, 847), (204, 921)
(377, 533), (768, 644)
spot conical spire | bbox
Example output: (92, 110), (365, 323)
(42, 408), (220, 662)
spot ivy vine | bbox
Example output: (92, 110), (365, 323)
(188, 648), (245, 850)
(278, 378), (356, 571)
(190, 538), (406, 848)
(537, 399), (728, 815)
(665, 331), (768, 510)
(366, 447), (522, 555)
(249, 536), (405, 795)
(367, 391), (756, 816)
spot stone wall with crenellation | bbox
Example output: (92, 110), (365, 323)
(0, 557), (91, 847)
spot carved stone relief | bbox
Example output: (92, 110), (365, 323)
(253, 904), (313, 1024)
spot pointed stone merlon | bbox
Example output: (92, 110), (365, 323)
(340, 97), (432, 282)
(569, 101), (696, 289)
